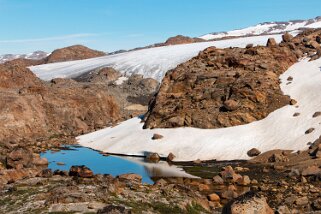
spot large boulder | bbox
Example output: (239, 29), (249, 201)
(266, 38), (277, 47)
(222, 192), (274, 214)
(282, 32), (293, 42)
(6, 147), (33, 168)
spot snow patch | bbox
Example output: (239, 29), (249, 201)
(114, 76), (128, 85)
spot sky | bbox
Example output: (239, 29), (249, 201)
(1, 0), (321, 54)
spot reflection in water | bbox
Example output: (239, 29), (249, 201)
(41, 145), (197, 184)
(122, 157), (198, 179)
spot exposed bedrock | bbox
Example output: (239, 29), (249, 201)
(0, 61), (120, 143)
(144, 29), (321, 129)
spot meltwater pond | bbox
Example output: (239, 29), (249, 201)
(41, 145), (197, 184)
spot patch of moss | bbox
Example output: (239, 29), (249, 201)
(152, 202), (183, 213)
(49, 212), (76, 214)
(186, 203), (210, 214)
(183, 165), (220, 178)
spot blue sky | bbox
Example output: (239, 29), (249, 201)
(1, 0), (321, 54)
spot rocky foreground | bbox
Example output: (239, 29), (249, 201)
(0, 30), (321, 213)
(0, 136), (320, 213)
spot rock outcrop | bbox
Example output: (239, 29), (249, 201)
(163, 35), (205, 46)
(143, 29), (321, 129)
(0, 61), (120, 143)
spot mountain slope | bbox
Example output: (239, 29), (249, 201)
(200, 16), (321, 40)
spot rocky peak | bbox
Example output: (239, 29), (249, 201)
(164, 35), (205, 45)
(45, 45), (106, 63)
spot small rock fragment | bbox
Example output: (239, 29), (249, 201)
(305, 128), (315, 134)
(152, 133), (163, 140)
(313, 112), (321, 118)
(290, 99), (297, 105)
(247, 148), (261, 157)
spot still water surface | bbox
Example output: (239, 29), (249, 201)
(41, 145), (197, 184)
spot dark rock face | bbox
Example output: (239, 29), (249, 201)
(143, 30), (321, 129)
(69, 165), (94, 178)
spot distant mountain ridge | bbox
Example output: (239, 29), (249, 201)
(0, 45), (107, 64)
(2, 16), (321, 63)
(199, 16), (321, 40)
(0, 51), (49, 64)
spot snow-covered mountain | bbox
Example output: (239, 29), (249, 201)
(200, 16), (321, 40)
(29, 16), (321, 82)
(0, 51), (49, 64)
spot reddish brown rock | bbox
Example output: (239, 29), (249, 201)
(268, 153), (289, 163)
(144, 42), (297, 129)
(78, 67), (121, 83)
(208, 193), (220, 202)
(152, 133), (163, 140)
(6, 148), (33, 169)
(221, 190), (238, 200)
(266, 38), (277, 47)
(118, 173), (142, 183)
(223, 100), (239, 111)
(301, 165), (321, 176)
(290, 99), (297, 105)
(69, 165), (94, 178)
(145, 153), (160, 163)
(220, 166), (242, 182)
(282, 32), (294, 42)
(247, 148), (261, 157)
(0, 61), (120, 143)
(166, 152), (176, 162)
(163, 35), (205, 46)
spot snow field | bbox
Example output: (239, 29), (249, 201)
(77, 58), (321, 161)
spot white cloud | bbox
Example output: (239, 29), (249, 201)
(0, 33), (98, 44)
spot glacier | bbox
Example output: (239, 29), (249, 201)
(29, 34), (283, 82)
